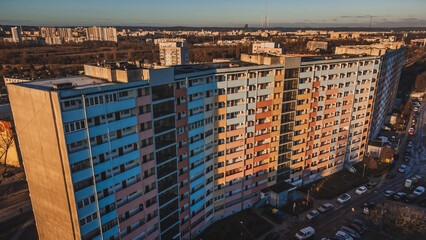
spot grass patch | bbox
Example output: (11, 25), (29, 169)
(195, 209), (273, 240)
(299, 169), (367, 199)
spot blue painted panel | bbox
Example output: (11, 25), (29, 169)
(101, 209), (117, 225)
(91, 143), (110, 157)
(94, 161), (112, 175)
(108, 116), (137, 132)
(98, 194), (115, 209)
(188, 112), (204, 124)
(72, 168), (93, 183)
(112, 150), (140, 168)
(85, 105), (105, 119)
(88, 124), (108, 138)
(74, 185), (95, 202)
(190, 164), (205, 178)
(65, 130), (87, 144)
(105, 99), (136, 114)
(190, 174), (205, 187)
(68, 149), (90, 165)
(110, 133), (139, 150)
(96, 178), (114, 192)
(188, 139), (204, 151)
(102, 225), (119, 240)
(189, 151), (204, 164)
(190, 187), (205, 202)
(187, 98), (204, 110)
(77, 202), (97, 220)
(62, 109), (84, 123)
(114, 166), (141, 183)
(188, 126), (204, 138)
(190, 198), (205, 212)
(188, 84), (206, 95)
(80, 218), (99, 236)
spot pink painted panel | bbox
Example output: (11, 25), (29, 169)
(139, 129), (153, 140)
(121, 224), (145, 240)
(117, 195), (144, 216)
(115, 181), (143, 201)
(136, 95), (151, 106)
(137, 112), (152, 123)
(140, 145), (154, 155)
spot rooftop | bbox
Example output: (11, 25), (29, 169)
(261, 181), (296, 194)
(369, 140), (384, 147)
(14, 75), (115, 91)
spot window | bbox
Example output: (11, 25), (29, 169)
(64, 120), (86, 133)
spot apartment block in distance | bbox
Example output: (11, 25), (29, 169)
(86, 26), (118, 42)
(252, 41), (285, 55)
(159, 39), (189, 66)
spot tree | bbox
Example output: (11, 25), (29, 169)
(0, 122), (16, 179)
(414, 71), (426, 91)
(366, 204), (426, 240)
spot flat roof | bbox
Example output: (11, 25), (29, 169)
(261, 181), (296, 194)
(369, 140), (384, 147)
(13, 76), (114, 91)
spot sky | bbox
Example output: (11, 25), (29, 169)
(0, 0), (425, 28)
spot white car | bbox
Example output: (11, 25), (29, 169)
(295, 226), (315, 239)
(413, 186), (425, 196)
(306, 210), (320, 221)
(398, 164), (407, 173)
(337, 193), (351, 204)
(355, 186), (367, 195)
(407, 141), (413, 148)
(335, 230), (354, 240)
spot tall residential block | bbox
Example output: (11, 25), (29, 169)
(159, 39), (189, 66)
(252, 42), (285, 55)
(9, 48), (404, 239)
(86, 27), (118, 42)
(11, 26), (22, 43)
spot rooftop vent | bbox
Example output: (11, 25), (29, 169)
(52, 82), (74, 90)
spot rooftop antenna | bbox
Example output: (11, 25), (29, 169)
(369, 16), (373, 29)
(265, 0), (269, 29)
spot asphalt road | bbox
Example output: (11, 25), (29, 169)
(280, 100), (426, 240)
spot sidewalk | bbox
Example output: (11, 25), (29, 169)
(0, 200), (32, 224)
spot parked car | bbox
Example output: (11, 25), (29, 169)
(405, 147), (411, 153)
(352, 219), (368, 231)
(403, 157), (410, 163)
(367, 181), (377, 189)
(413, 186), (425, 196)
(398, 164), (407, 173)
(337, 193), (351, 204)
(335, 231), (353, 240)
(384, 190), (395, 198)
(347, 223), (364, 234)
(386, 172), (396, 179)
(404, 194), (418, 203)
(393, 192), (407, 200)
(340, 226), (360, 239)
(306, 210), (320, 221)
(407, 140), (413, 148)
(409, 128), (414, 135)
(355, 186), (367, 195)
(264, 232), (280, 240)
(318, 203), (334, 213)
(295, 226), (315, 240)
(390, 135), (396, 142)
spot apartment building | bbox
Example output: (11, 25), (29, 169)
(8, 61), (296, 240)
(86, 26), (118, 42)
(252, 42), (285, 55)
(335, 45), (405, 140)
(11, 26), (22, 43)
(159, 39), (189, 66)
(8, 49), (404, 239)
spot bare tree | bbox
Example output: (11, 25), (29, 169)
(0, 122), (15, 179)
(366, 204), (426, 240)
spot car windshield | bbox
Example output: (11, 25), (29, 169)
(297, 231), (304, 236)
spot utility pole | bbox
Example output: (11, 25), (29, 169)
(369, 16), (373, 29)
(362, 163), (366, 179)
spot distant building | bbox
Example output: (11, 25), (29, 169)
(86, 26), (117, 42)
(306, 41), (328, 51)
(410, 38), (426, 47)
(159, 39), (189, 66)
(3, 77), (32, 85)
(252, 41), (285, 55)
(11, 27), (22, 43)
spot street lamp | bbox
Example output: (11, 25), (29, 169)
(362, 163), (366, 179)
(240, 221), (244, 239)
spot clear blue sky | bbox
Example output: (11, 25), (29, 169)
(0, 0), (425, 27)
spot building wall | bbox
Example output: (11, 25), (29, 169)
(8, 86), (81, 240)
